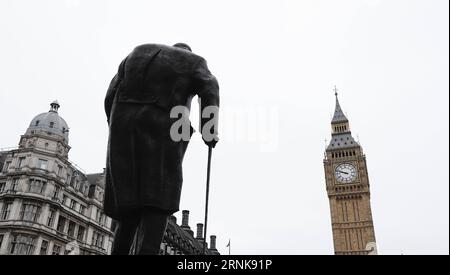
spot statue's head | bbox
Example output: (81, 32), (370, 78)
(173, 43), (192, 52)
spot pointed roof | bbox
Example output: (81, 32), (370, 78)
(327, 132), (359, 150)
(331, 87), (348, 124)
(327, 87), (360, 151)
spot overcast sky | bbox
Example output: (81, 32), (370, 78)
(0, 0), (448, 255)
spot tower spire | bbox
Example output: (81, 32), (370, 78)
(327, 88), (356, 148)
(331, 86), (348, 124)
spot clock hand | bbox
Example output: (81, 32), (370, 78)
(337, 170), (349, 175)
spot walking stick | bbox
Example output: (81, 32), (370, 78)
(203, 146), (213, 255)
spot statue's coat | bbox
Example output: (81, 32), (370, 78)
(104, 44), (219, 219)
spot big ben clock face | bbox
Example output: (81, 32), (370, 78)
(335, 163), (357, 183)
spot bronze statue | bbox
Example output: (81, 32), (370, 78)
(104, 43), (219, 255)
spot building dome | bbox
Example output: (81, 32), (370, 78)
(26, 101), (69, 143)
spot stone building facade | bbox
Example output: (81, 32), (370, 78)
(323, 90), (377, 255)
(0, 101), (113, 255)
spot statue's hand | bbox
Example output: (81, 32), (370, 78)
(203, 137), (218, 148)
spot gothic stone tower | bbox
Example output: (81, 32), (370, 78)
(323, 89), (377, 255)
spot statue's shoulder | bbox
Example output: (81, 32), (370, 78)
(132, 43), (168, 52)
(132, 44), (203, 60)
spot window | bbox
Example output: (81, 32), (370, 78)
(49, 122), (54, 128)
(28, 179), (46, 194)
(37, 159), (48, 170)
(70, 200), (76, 210)
(67, 221), (76, 238)
(96, 210), (103, 224)
(0, 182), (5, 193)
(20, 203), (41, 222)
(91, 232), (98, 246)
(79, 205), (86, 215)
(9, 234), (36, 255)
(91, 232), (104, 248)
(77, 226), (85, 242)
(17, 157), (26, 168)
(1, 201), (13, 220)
(4, 161), (11, 172)
(11, 178), (19, 191)
(53, 185), (60, 199)
(0, 234), (3, 249)
(110, 220), (118, 233)
(70, 174), (76, 187)
(52, 244), (61, 255)
(99, 235), (104, 248)
(82, 184), (88, 195)
(35, 120), (40, 126)
(40, 240), (49, 255)
(74, 180), (80, 190)
(57, 165), (63, 176)
(56, 216), (66, 233)
(47, 209), (56, 227)
(98, 191), (104, 202)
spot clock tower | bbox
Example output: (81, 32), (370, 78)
(323, 88), (377, 255)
